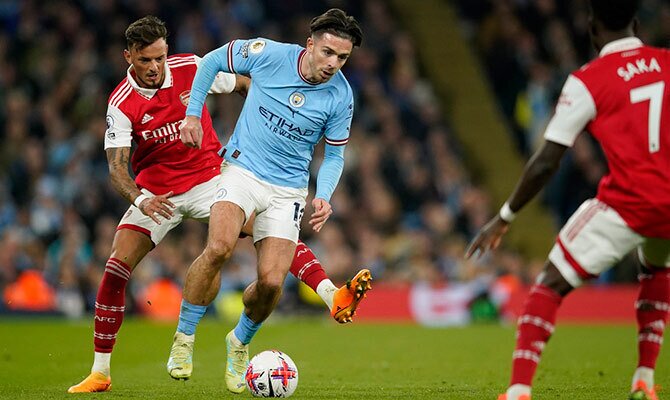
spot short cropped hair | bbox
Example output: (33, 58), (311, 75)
(310, 8), (363, 47)
(125, 15), (168, 51)
(590, 0), (640, 31)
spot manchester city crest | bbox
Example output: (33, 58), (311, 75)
(289, 92), (305, 108)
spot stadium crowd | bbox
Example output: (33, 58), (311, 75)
(2, 0), (659, 319)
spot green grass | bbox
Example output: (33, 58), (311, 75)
(0, 317), (667, 399)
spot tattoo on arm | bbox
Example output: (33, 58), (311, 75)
(106, 147), (142, 204)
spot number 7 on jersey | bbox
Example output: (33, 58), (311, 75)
(630, 81), (665, 153)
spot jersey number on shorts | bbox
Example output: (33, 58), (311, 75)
(630, 81), (665, 153)
(293, 202), (305, 222)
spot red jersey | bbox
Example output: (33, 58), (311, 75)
(104, 54), (236, 195)
(544, 38), (670, 238)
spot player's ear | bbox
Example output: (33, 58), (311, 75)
(306, 36), (314, 51)
(123, 49), (132, 65)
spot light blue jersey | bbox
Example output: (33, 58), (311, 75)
(186, 38), (354, 201)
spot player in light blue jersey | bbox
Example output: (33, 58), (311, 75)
(171, 9), (363, 393)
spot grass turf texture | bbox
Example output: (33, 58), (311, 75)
(0, 318), (667, 399)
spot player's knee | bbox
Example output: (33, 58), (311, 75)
(257, 272), (284, 295)
(204, 239), (234, 264)
(538, 262), (573, 297)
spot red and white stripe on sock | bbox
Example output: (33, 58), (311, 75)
(93, 258), (131, 353)
(636, 267), (670, 369)
(510, 284), (563, 386)
(290, 240), (328, 291)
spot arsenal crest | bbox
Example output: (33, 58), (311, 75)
(179, 90), (191, 106)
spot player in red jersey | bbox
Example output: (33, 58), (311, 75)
(466, 1), (669, 399)
(67, 16), (371, 393)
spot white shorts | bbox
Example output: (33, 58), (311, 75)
(117, 175), (219, 245)
(213, 162), (307, 243)
(549, 198), (670, 287)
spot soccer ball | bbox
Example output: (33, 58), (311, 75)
(245, 350), (299, 398)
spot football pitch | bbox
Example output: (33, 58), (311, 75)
(0, 317), (667, 399)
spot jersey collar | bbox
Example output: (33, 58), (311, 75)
(599, 37), (643, 57)
(126, 62), (174, 99)
(297, 49), (319, 85)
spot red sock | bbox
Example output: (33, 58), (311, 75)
(290, 240), (328, 291)
(510, 284), (563, 386)
(93, 258), (131, 353)
(636, 267), (670, 369)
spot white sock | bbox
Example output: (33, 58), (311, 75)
(91, 352), (111, 376)
(506, 384), (531, 400)
(632, 366), (654, 389)
(316, 279), (337, 311)
(175, 331), (195, 343)
(229, 330), (244, 347)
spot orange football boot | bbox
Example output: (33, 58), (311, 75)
(331, 268), (372, 323)
(67, 371), (112, 393)
(630, 380), (659, 400)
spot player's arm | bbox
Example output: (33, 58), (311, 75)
(232, 75), (250, 98)
(207, 72), (249, 97)
(106, 146), (143, 205)
(463, 141), (568, 258)
(311, 143), (345, 232)
(182, 39), (270, 148)
(311, 92), (353, 232)
(465, 74), (596, 259)
(105, 147), (175, 224)
(195, 54), (250, 98)
(105, 106), (175, 224)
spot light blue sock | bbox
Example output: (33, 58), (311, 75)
(176, 299), (207, 335)
(233, 312), (262, 345)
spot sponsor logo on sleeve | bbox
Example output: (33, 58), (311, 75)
(249, 40), (266, 54)
(106, 115), (115, 139)
(237, 41), (250, 58)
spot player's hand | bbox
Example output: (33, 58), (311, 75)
(180, 116), (203, 149)
(137, 191), (176, 225)
(309, 198), (332, 233)
(464, 215), (510, 260)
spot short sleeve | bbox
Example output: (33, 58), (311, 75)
(544, 75), (596, 147)
(104, 105), (133, 149)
